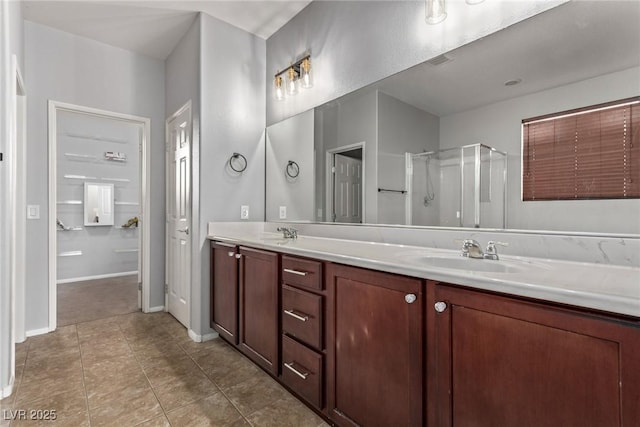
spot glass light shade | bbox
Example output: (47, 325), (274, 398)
(274, 76), (284, 100)
(300, 58), (313, 89)
(287, 67), (298, 96)
(426, 0), (447, 24)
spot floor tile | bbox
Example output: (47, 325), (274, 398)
(143, 355), (202, 388)
(10, 389), (89, 427)
(134, 414), (172, 427)
(165, 393), (244, 426)
(193, 348), (262, 391)
(152, 371), (218, 412)
(89, 387), (163, 427)
(85, 368), (150, 410)
(223, 373), (290, 417)
(15, 372), (84, 406)
(244, 394), (325, 427)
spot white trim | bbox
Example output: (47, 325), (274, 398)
(146, 305), (165, 313)
(56, 271), (138, 284)
(188, 329), (218, 343)
(1, 380), (14, 399)
(25, 327), (51, 338)
(48, 101), (152, 332)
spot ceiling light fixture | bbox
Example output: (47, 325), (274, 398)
(426, 0), (485, 25)
(274, 54), (312, 100)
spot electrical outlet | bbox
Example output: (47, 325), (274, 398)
(241, 205), (249, 220)
(279, 206), (287, 219)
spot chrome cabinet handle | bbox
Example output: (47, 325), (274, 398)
(434, 301), (448, 313)
(284, 309), (309, 322)
(177, 227), (189, 235)
(227, 251), (234, 257)
(235, 254), (242, 259)
(284, 362), (309, 379)
(405, 294), (417, 304)
(283, 268), (308, 276)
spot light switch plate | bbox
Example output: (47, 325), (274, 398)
(27, 205), (40, 219)
(241, 205), (249, 220)
(279, 206), (287, 219)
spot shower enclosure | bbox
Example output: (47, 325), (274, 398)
(405, 143), (507, 228)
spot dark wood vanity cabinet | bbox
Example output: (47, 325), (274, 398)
(210, 241), (239, 344)
(326, 263), (424, 427)
(238, 246), (279, 375)
(210, 242), (279, 375)
(426, 282), (640, 427)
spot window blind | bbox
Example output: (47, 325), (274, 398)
(522, 97), (640, 201)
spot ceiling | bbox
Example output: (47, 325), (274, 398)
(372, 1), (640, 117)
(22, 0), (313, 59)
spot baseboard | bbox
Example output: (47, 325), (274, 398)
(57, 271), (138, 284)
(188, 329), (218, 343)
(26, 327), (51, 337)
(1, 378), (14, 399)
(146, 306), (165, 313)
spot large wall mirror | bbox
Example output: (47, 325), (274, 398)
(266, 1), (640, 235)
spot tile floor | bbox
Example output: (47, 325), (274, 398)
(0, 312), (328, 426)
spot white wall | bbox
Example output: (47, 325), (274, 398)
(195, 14), (266, 336)
(440, 67), (640, 234)
(266, 109), (315, 221)
(24, 21), (167, 332)
(266, 0), (565, 126)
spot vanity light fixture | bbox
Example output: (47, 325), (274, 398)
(274, 54), (312, 100)
(426, 0), (485, 25)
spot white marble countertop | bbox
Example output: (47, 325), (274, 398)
(207, 229), (640, 319)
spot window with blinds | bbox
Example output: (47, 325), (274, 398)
(522, 97), (640, 201)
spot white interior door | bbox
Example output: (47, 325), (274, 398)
(166, 104), (191, 327)
(333, 153), (363, 223)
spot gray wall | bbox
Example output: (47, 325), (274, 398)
(195, 13), (266, 336)
(24, 21), (167, 332)
(165, 16), (201, 334)
(266, 0), (565, 126)
(440, 66), (640, 234)
(266, 109), (315, 221)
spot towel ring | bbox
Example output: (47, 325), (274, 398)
(229, 153), (247, 173)
(286, 160), (300, 178)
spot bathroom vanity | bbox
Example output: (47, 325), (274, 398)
(208, 226), (640, 427)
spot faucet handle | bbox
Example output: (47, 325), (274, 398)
(486, 241), (508, 250)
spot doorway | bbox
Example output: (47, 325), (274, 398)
(48, 101), (151, 331)
(165, 102), (192, 328)
(326, 143), (365, 223)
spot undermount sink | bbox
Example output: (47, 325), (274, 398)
(419, 256), (523, 273)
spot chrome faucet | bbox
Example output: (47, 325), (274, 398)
(276, 227), (298, 239)
(461, 239), (508, 260)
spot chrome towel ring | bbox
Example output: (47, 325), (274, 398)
(286, 160), (300, 178)
(229, 152), (247, 173)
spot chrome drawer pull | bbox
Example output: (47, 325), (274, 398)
(284, 362), (309, 379)
(227, 251), (234, 257)
(284, 268), (308, 276)
(284, 309), (309, 322)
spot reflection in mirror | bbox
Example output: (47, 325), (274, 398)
(84, 182), (114, 226)
(265, 1), (640, 234)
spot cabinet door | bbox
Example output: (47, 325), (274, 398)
(210, 242), (239, 344)
(239, 246), (279, 375)
(427, 282), (640, 427)
(327, 264), (423, 427)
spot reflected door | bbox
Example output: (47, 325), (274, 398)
(166, 104), (191, 327)
(333, 154), (363, 223)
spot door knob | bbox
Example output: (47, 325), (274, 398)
(434, 301), (448, 313)
(405, 294), (417, 304)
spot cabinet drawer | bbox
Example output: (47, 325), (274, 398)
(282, 334), (323, 409)
(282, 285), (323, 350)
(282, 255), (323, 291)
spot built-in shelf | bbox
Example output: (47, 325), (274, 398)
(115, 201), (139, 206)
(64, 152), (97, 161)
(57, 227), (83, 231)
(65, 132), (129, 144)
(58, 251), (83, 257)
(113, 248), (139, 253)
(57, 200), (83, 205)
(101, 177), (130, 183)
(64, 174), (97, 180)
(115, 226), (138, 230)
